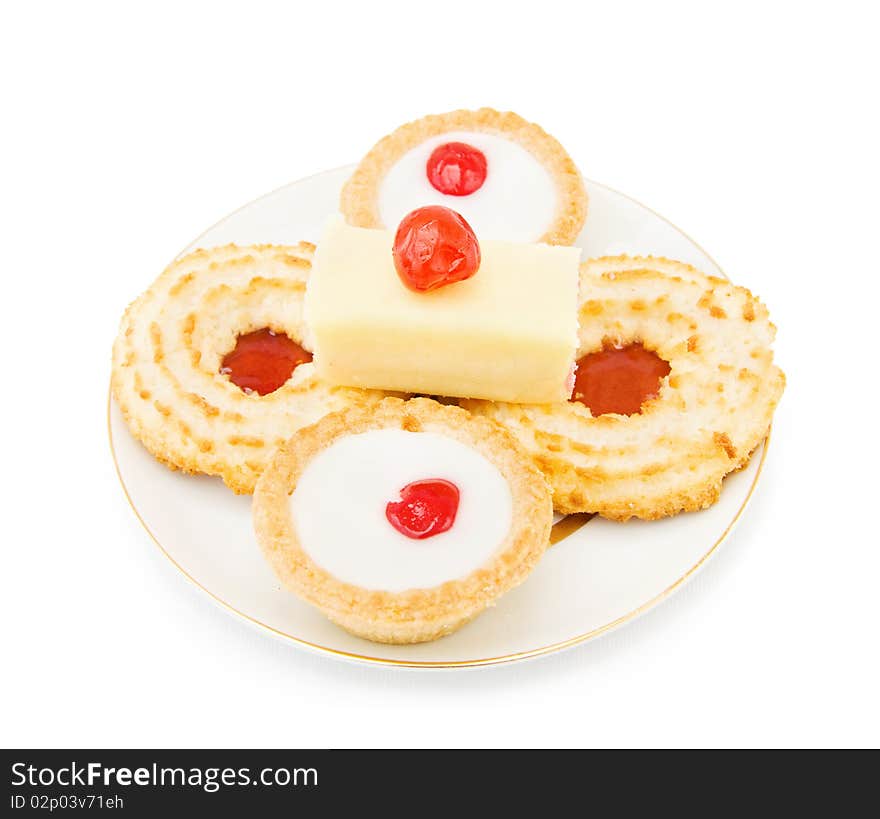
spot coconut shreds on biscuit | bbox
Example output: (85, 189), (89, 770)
(463, 256), (785, 520)
(111, 243), (387, 493)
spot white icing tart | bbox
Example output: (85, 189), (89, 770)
(253, 398), (553, 644)
(379, 131), (556, 243)
(290, 429), (513, 592)
(340, 108), (588, 246)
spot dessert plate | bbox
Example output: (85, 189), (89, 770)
(109, 166), (768, 667)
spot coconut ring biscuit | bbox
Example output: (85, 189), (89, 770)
(253, 397), (553, 644)
(340, 108), (587, 245)
(463, 256), (785, 521)
(112, 243), (386, 494)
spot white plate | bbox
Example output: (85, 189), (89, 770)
(109, 166), (768, 667)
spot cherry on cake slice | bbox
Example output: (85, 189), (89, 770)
(305, 210), (580, 404)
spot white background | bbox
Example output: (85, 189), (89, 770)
(2, 1), (878, 749)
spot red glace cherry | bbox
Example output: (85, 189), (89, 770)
(385, 479), (460, 540)
(392, 205), (481, 293)
(426, 141), (488, 196)
(220, 328), (312, 396)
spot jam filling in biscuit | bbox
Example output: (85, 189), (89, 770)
(571, 343), (670, 416)
(385, 478), (460, 540)
(220, 328), (312, 395)
(426, 141), (488, 196)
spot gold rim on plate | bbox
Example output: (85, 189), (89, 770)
(108, 172), (771, 668)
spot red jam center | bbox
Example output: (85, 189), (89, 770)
(392, 205), (481, 292)
(385, 479), (460, 540)
(426, 141), (488, 196)
(571, 343), (670, 416)
(220, 328), (312, 396)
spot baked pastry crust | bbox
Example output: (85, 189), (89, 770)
(340, 107), (587, 245)
(252, 397), (553, 644)
(111, 243), (385, 493)
(463, 256), (785, 520)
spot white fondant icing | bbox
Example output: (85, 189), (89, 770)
(290, 429), (513, 592)
(378, 131), (557, 243)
